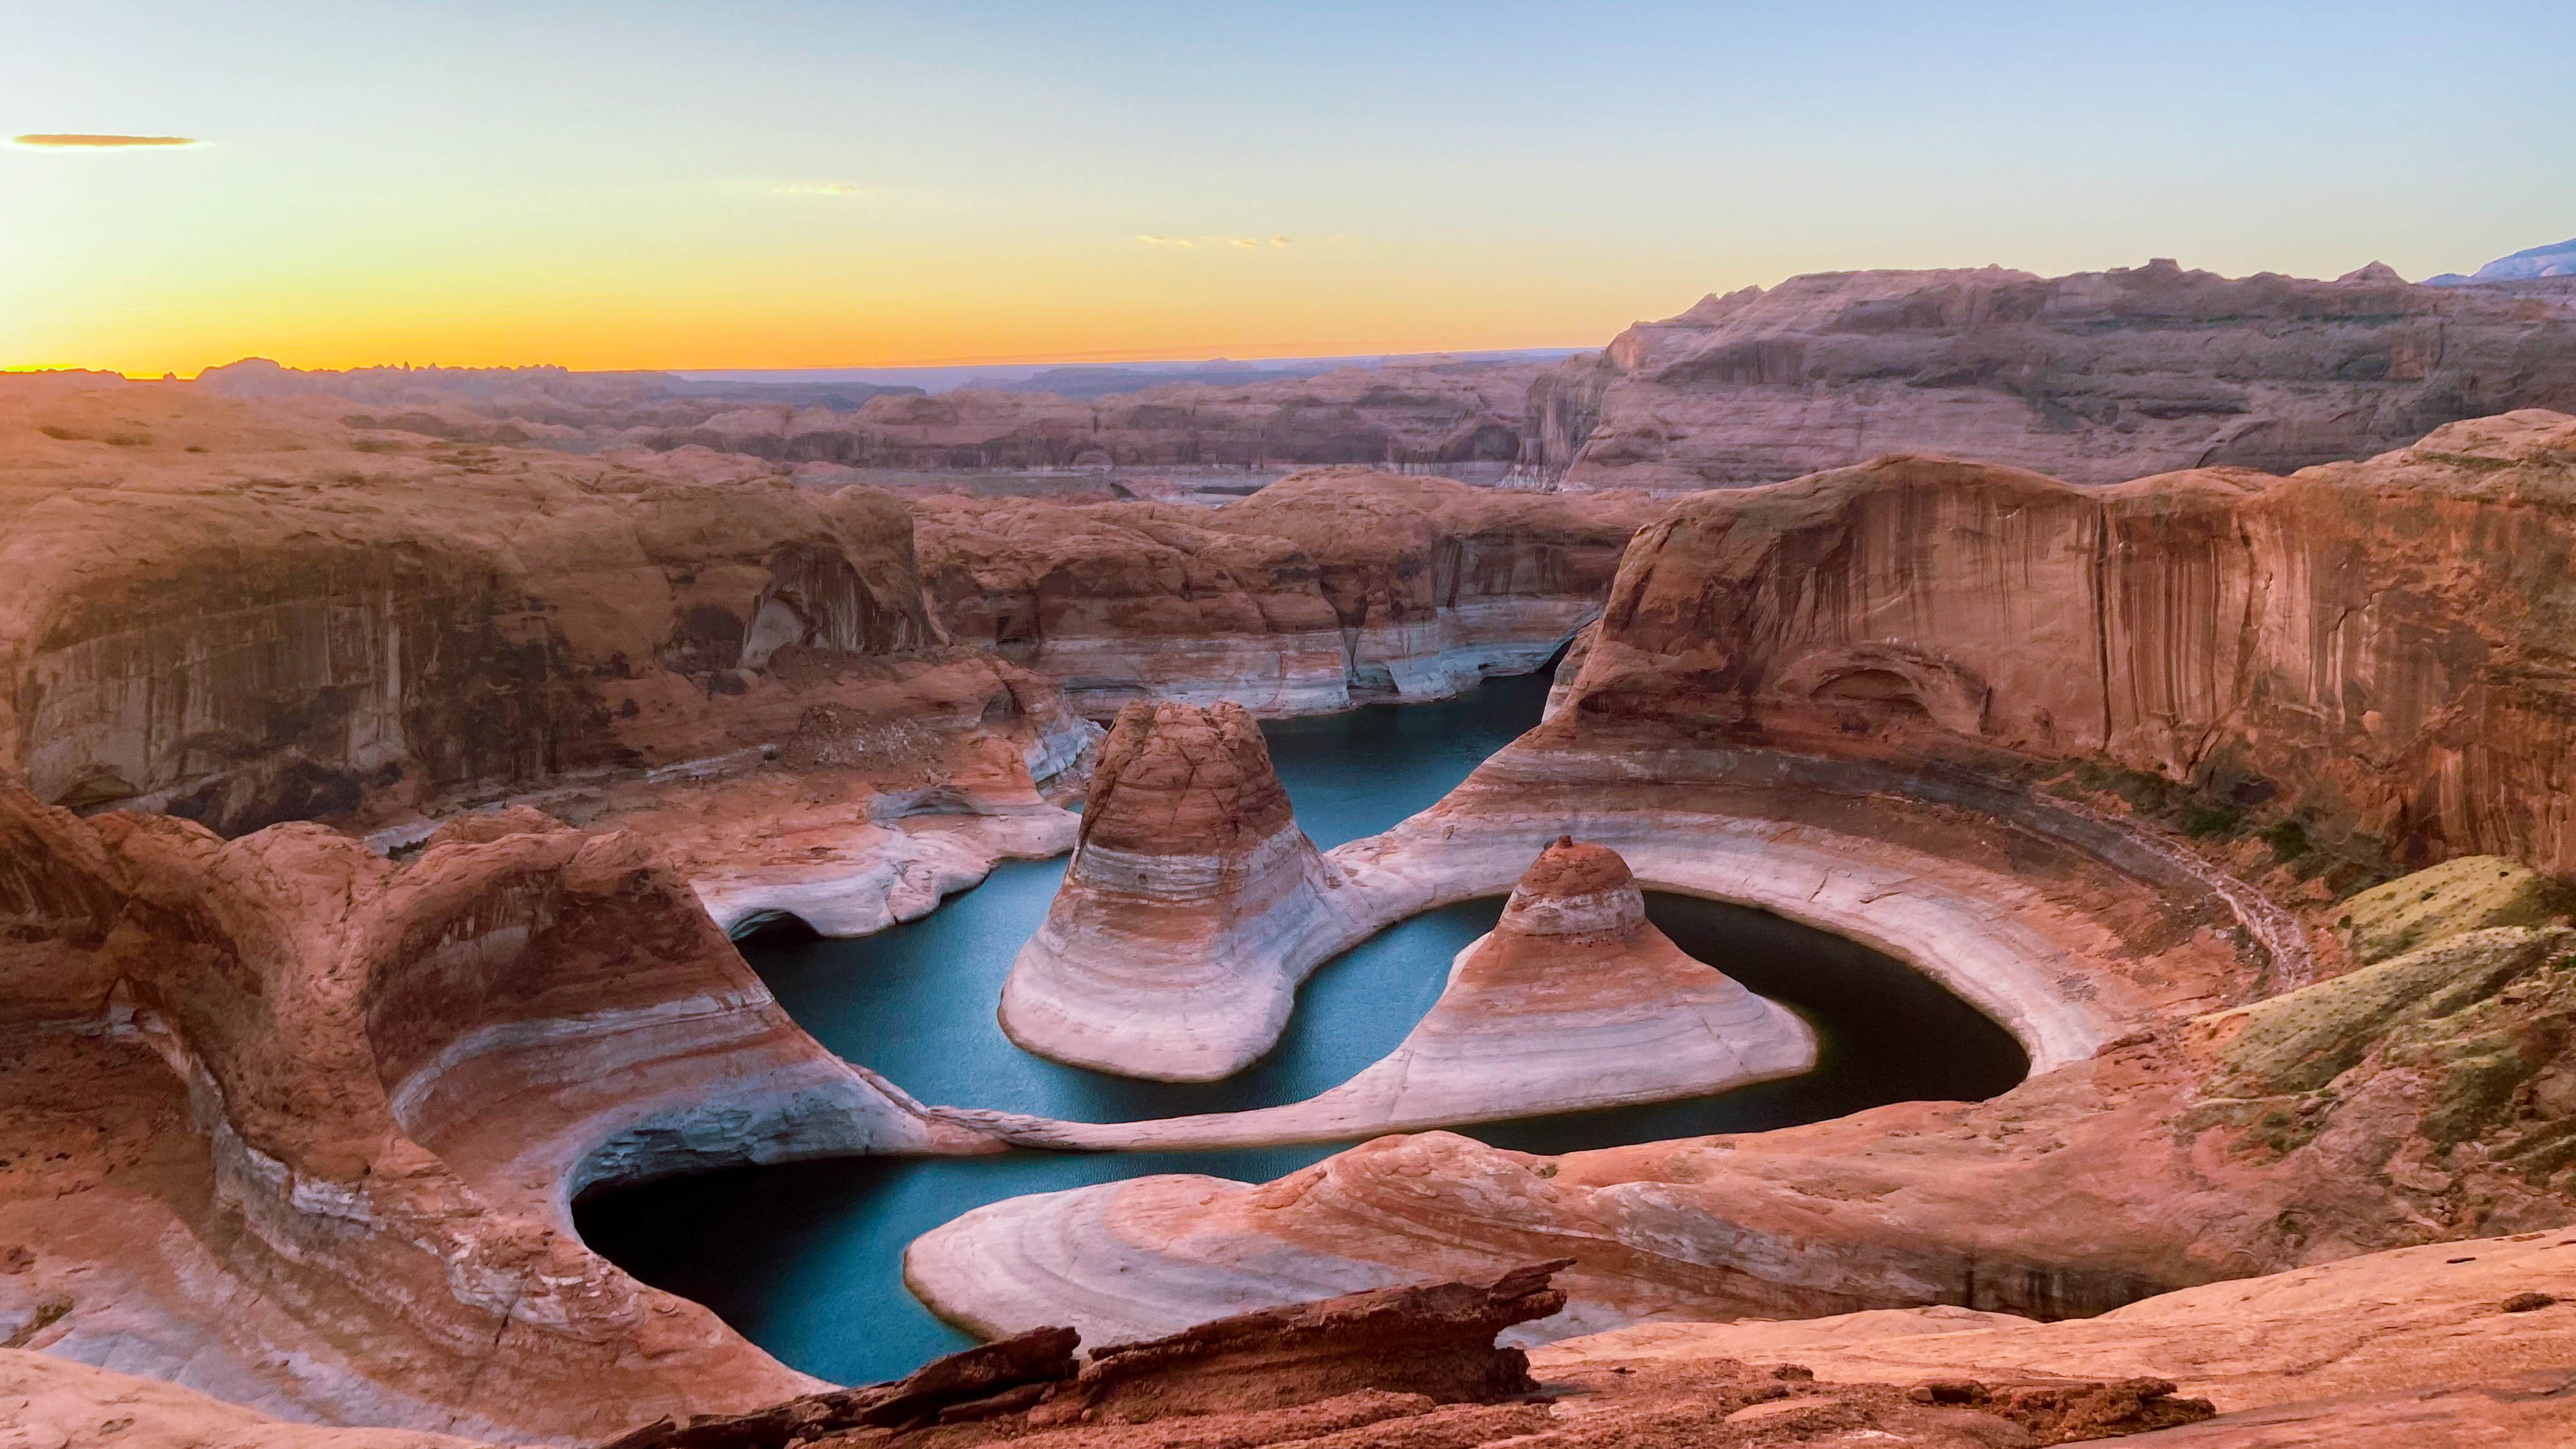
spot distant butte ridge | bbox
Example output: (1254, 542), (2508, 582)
(178, 254), (2576, 493)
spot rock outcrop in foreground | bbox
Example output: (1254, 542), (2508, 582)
(916, 469), (1659, 715)
(999, 701), (1360, 1080)
(1534, 259), (2576, 488)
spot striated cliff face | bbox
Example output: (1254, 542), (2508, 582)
(1569, 410), (2576, 873)
(1535, 259), (2576, 489)
(999, 701), (1360, 1080)
(0, 383), (977, 836)
(916, 468), (1660, 715)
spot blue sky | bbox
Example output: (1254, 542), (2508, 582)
(6, 0), (2570, 372)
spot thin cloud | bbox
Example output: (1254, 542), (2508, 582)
(13, 133), (200, 148)
(773, 181), (887, 197)
(1139, 234), (1294, 250)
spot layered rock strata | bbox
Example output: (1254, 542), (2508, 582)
(916, 469), (1660, 715)
(906, 422), (2576, 1368)
(1568, 410), (2576, 875)
(935, 837), (1812, 1149)
(0, 774), (1000, 1441)
(999, 701), (1364, 1080)
(0, 376), (1097, 936)
(1535, 259), (2576, 488)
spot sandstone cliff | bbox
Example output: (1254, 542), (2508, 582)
(0, 378), (1097, 938)
(0, 381), (949, 831)
(916, 469), (1659, 714)
(1567, 410), (2576, 875)
(999, 701), (1361, 1080)
(1536, 259), (2576, 488)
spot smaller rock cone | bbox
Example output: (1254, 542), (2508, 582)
(999, 701), (1360, 1080)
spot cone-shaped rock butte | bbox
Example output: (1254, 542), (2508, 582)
(575, 664), (2028, 1384)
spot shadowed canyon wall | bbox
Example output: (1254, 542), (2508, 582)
(1535, 261), (2576, 489)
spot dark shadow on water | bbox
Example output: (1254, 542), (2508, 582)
(574, 665), (2028, 1386)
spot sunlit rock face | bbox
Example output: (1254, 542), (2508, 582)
(0, 383), (953, 836)
(999, 700), (1361, 1080)
(1532, 261), (2576, 489)
(1567, 410), (2576, 873)
(915, 469), (1660, 716)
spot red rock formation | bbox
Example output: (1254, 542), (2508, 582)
(0, 778), (986, 1439)
(999, 701), (1360, 1080)
(923, 836), (1811, 1149)
(0, 381), (956, 835)
(1537, 261), (2576, 488)
(1568, 410), (2576, 873)
(916, 469), (1659, 714)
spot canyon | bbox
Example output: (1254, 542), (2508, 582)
(8, 330), (2576, 1446)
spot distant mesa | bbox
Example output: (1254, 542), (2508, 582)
(12, 133), (200, 148)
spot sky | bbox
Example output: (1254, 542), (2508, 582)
(6, 1), (2573, 376)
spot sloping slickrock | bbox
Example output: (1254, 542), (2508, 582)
(1529, 1227), (2576, 1438)
(929, 837), (1811, 1147)
(1534, 259), (2576, 489)
(915, 470), (1659, 716)
(999, 702), (1363, 1080)
(0, 779), (990, 1441)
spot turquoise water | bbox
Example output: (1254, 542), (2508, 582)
(576, 667), (2027, 1386)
